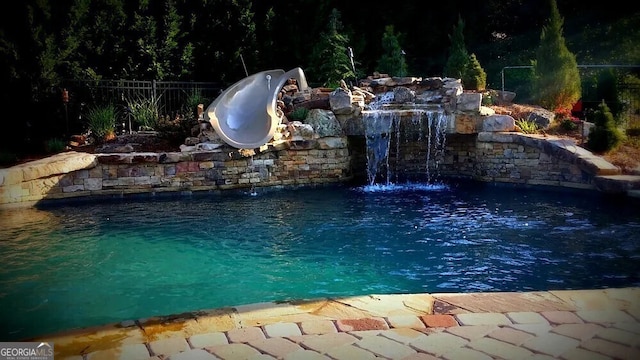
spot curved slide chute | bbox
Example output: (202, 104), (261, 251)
(206, 67), (309, 149)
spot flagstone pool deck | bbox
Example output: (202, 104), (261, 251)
(35, 287), (639, 360)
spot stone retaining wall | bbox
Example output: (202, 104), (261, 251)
(348, 132), (620, 190)
(0, 139), (352, 207)
(0, 132), (624, 207)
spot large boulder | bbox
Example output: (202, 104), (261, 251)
(304, 109), (343, 137)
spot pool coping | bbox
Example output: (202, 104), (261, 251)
(32, 287), (640, 359)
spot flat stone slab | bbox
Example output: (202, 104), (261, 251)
(0, 151), (97, 186)
(594, 174), (640, 193)
(431, 291), (576, 313)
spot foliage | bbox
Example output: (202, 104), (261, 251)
(481, 92), (494, 106)
(515, 119), (539, 134)
(289, 107), (309, 122)
(442, 16), (487, 91)
(560, 119), (578, 131)
(44, 138), (66, 153)
(0, 1), (638, 156)
(308, 8), (355, 87)
(586, 101), (624, 153)
(464, 53), (487, 91)
(596, 68), (624, 124)
(376, 25), (408, 77)
(85, 104), (118, 141)
(532, 0), (581, 111)
(129, 0), (195, 80)
(181, 90), (210, 120)
(443, 15), (469, 80)
(125, 95), (161, 130)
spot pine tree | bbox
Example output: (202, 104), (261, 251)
(377, 25), (408, 77)
(586, 100), (623, 153)
(464, 53), (487, 91)
(532, 0), (581, 112)
(130, 0), (194, 80)
(443, 15), (469, 80)
(308, 8), (354, 87)
(596, 68), (623, 123)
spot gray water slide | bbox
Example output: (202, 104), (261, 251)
(206, 67), (309, 149)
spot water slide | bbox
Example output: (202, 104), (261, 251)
(206, 67), (309, 149)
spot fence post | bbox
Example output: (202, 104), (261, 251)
(152, 79), (157, 107)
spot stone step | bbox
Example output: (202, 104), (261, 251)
(593, 174), (640, 194)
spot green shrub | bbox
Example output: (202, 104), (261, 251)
(559, 118), (578, 131)
(44, 138), (67, 153)
(516, 119), (539, 134)
(86, 104), (118, 141)
(443, 16), (469, 80)
(125, 95), (161, 130)
(586, 100), (624, 153)
(289, 107), (309, 122)
(181, 90), (210, 120)
(463, 53), (487, 91)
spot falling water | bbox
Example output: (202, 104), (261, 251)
(363, 106), (449, 186)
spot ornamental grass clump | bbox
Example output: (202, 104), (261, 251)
(85, 104), (118, 142)
(516, 118), (539, 134)
(126, 95), (161, 130)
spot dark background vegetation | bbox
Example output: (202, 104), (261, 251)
(1, 0), (639, 157)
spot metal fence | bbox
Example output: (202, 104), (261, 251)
(61, 79), (223, 133)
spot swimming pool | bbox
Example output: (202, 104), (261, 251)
(1, 180), (639, 341)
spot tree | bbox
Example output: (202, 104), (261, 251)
(307, 8), (355, 87)
(443, 15), (469, 80)
(465, 53), (487, 91)
(189, 0), (258, 83)
(130, 0), (194, 80)
(443, 15), (487, 91)
(531, 0), (581, 112)
(586, 100), (623, 153)
(376, 25), (408, 77)
(596, 68), (623, 123)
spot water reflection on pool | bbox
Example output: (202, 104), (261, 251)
(0, 180), (638, 340)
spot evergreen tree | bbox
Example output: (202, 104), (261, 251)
(532, 0), (581, 112)
(443, 15), (487, 91)
(307, 8), (355, 87)
(79, 0), (129, 79)
(596, 68), (623, 123)
(0, 0), (67, 151)
(376, 25), (408, 77)
(443, 15), (469, 80)
(130, 0), (193, 80)
(586, 100), (623, 153)
(189, 0), (258, 83)
(464, 54), (487, 91)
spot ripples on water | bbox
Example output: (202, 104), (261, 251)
(0, 180), (638, 340)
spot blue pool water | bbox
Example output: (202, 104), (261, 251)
(0, 181), (639, 340)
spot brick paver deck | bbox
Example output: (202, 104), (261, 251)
(34, 288), (639, 360)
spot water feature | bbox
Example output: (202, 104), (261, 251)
(363, 90), (450, 186)
(1, 182), (638, 341)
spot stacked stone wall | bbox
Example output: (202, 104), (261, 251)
(0, 142), (352, 207)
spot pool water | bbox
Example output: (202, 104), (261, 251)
(1, 181), (639, 340)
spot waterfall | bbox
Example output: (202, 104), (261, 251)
(363, 108), (448, 186)
(364, 111), (395, 186)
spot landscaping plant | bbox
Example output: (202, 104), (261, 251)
(85, 104), (118, 142)
(586, 100), (624, 153)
